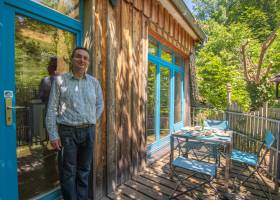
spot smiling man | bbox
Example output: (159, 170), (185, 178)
(46, 47), (104, 200)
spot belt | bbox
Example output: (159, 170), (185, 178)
(59, 124), (94, 129)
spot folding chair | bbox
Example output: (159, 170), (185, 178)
(204, 120), (229, 165)
(169, 155), (219, 199)
(231, 131), (275, 200)
(203, 120), (229, 131)
(178, 139), (220, 164)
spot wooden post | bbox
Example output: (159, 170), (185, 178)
(226, 83), (232, 122)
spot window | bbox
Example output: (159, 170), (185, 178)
(146, 36), (185, 153)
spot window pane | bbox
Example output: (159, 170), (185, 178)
(15, 15), (75, 199)
(148, 40), (157, 56)
(146, 62), (157, 145)
(161, 47), (172, 63)
(160, 67), (170, 139)
(32, 0), (79, 19)
(175, 54), (184, 67)
(174, 73), (182, 123)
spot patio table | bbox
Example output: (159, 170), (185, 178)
(170, 128), (233, 191)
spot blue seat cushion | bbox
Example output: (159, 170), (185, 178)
(231, 149), (258, 166)
(172, 156), (217, 177)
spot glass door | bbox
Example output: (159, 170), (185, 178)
(15, 15), (75, 199)
(0, 1), (80, 199)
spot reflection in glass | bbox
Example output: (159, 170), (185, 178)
(146, 62), (157, 145)
(161, 47), (172, 63)
(174, 73), (182, 123)
(32, 0), (79, 19)
(160, 67), (170, 138)
(15, 15), (75, 199)
(175, 54), (184, 67)
(148, 40), (157, 56)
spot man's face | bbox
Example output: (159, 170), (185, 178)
(72, 49), (90, 74)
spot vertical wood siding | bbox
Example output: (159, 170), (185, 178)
(84, 0), (197, 198)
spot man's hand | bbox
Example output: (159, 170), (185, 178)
(50, 139), (62, 151)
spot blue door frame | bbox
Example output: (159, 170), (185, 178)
(147, 38), (185, 154)
(0, 0), (82, 199)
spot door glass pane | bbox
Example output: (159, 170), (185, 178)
(174, 72), (182, 123)
(32, 0), (79, 19)
(15, 15), (75, 199)
(160, 67), (170, 138)
(161, 47), (172, 63)
(146, 62), (156, 145)
(148, 39), (157, 56)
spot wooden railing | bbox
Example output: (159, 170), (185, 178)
(191, 104), (280, 189)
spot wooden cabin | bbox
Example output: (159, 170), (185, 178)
(0, 0), (205, 199)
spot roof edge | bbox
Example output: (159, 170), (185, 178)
(172, 0), (207, 43)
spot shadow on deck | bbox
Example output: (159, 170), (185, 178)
(105, 152), (280, 200)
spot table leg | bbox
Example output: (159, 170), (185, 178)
(225, 142), (233, 191)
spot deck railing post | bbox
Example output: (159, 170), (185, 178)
(275, 121), (280, 191)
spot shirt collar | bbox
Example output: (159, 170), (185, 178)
(69, 71), (87, 80)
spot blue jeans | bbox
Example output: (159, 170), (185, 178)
(58, 125), (95, 200)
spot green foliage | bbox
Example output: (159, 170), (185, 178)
(192, 0), (280, 110)
(196, 22), (251, 110)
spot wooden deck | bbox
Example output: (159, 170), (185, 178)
(105, 152), (280, 200)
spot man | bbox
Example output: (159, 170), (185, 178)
(39, 57), (59, 104)
(46, 47), (104, 200)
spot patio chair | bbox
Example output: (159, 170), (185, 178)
(177, 120), (228, 164)
(203, 120), (229, 131)
(174, 130), (219, 164)
(204, 120), (229, 165)
(169, 154), (219, 199)
(231, 131), (275, 200)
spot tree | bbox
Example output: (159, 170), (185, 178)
(192, 0), (280, 110)
(240, 22), (280, 109)
(196, 21), (251, 110)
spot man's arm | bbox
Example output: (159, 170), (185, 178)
(45, 78), (60, 141)
(95, 80), (104, 120)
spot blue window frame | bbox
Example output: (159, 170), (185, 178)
(0, 0), (83, 199)
(147, 36), (185, 155)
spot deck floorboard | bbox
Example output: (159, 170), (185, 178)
(107, 152), (279, 199)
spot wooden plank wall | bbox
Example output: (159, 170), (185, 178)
(85, 0), (197, 198)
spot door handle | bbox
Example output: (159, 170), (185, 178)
(5, 98), (13, 126)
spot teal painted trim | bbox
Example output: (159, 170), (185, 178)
(31, 187), (62, 200)
(170, 62), (175, 133)
(155, 63), (161, 142)
(4, 0), (81, 32)
(149, 54), (184, 72)
(0, 3), (18, 199)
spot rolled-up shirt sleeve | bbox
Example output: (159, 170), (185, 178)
(46, 78), (60, 141)
(95, 80), (104, 120)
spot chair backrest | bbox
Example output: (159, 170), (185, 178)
(257, 131), (275, 166)
(264, 131), (275, 149)
(203, 120), (229, 131)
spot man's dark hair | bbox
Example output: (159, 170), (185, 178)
(48, 56), (58, 74)
(71, 47), (90, 58)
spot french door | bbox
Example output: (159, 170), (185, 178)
(0, 0), (81, 199)
(146, 37), (185, 154)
